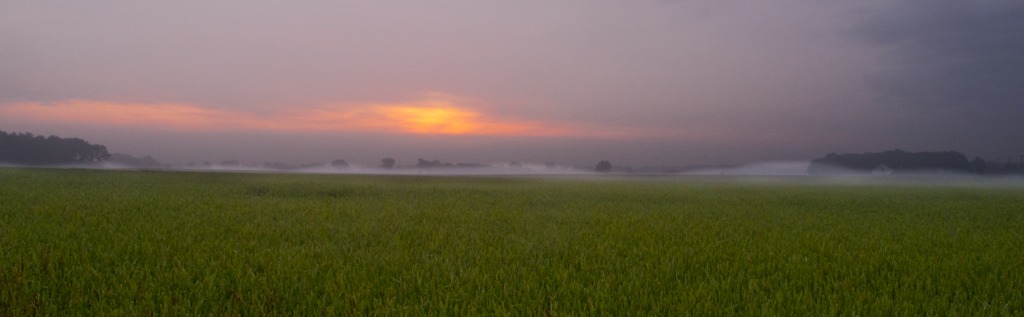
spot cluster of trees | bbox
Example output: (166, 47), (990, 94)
(808, 149), (975, 174)
(0, 131), (110, 165)
(969, 157), (1024, 175)
(416, 158), (454, 168)
(414, 158), (492, 169)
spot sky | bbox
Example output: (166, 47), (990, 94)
(2, 0), (1022, 167)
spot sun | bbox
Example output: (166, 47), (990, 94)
(378, 105), (483, 135)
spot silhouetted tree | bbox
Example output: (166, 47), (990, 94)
(380, 157), (396, 169)
(331, 159), (349, 168)
(595, 160), (612, 173)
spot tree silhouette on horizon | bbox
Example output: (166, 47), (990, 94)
(380, 157), (396, 169)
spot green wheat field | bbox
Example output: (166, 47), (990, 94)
(2, 168), (1023, 315)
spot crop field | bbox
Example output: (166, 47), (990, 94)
(1, 168), (1023, 315)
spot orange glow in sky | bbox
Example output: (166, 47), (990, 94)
(0, 100), (266, 131)
(382, 106), (482, 134)
(0, 99), (625, 138)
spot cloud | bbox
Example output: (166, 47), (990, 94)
(0, 95), (639, 138)
(846, 0), (1024, 157)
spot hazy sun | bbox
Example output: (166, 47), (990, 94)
(377, 105), (482, 135)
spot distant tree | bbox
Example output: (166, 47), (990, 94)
(545, 162), (557, 169)
(331, 159), (349, 168)
(595, 160), (612, 173)
(220, 160), (240, 166)
(508, 161), (522, 169)
(380, 157), (396, 169)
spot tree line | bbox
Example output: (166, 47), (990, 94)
(808, 149), (1022, 175)
(0, 131), (110, 165)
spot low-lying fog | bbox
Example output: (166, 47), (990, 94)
(4, 160), (1021, 189)
(71, 161), (1014, 187)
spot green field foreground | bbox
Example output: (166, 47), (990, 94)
(1, 168), (1023, 315)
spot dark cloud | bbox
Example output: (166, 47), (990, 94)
(852, 0), (1024, 157)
